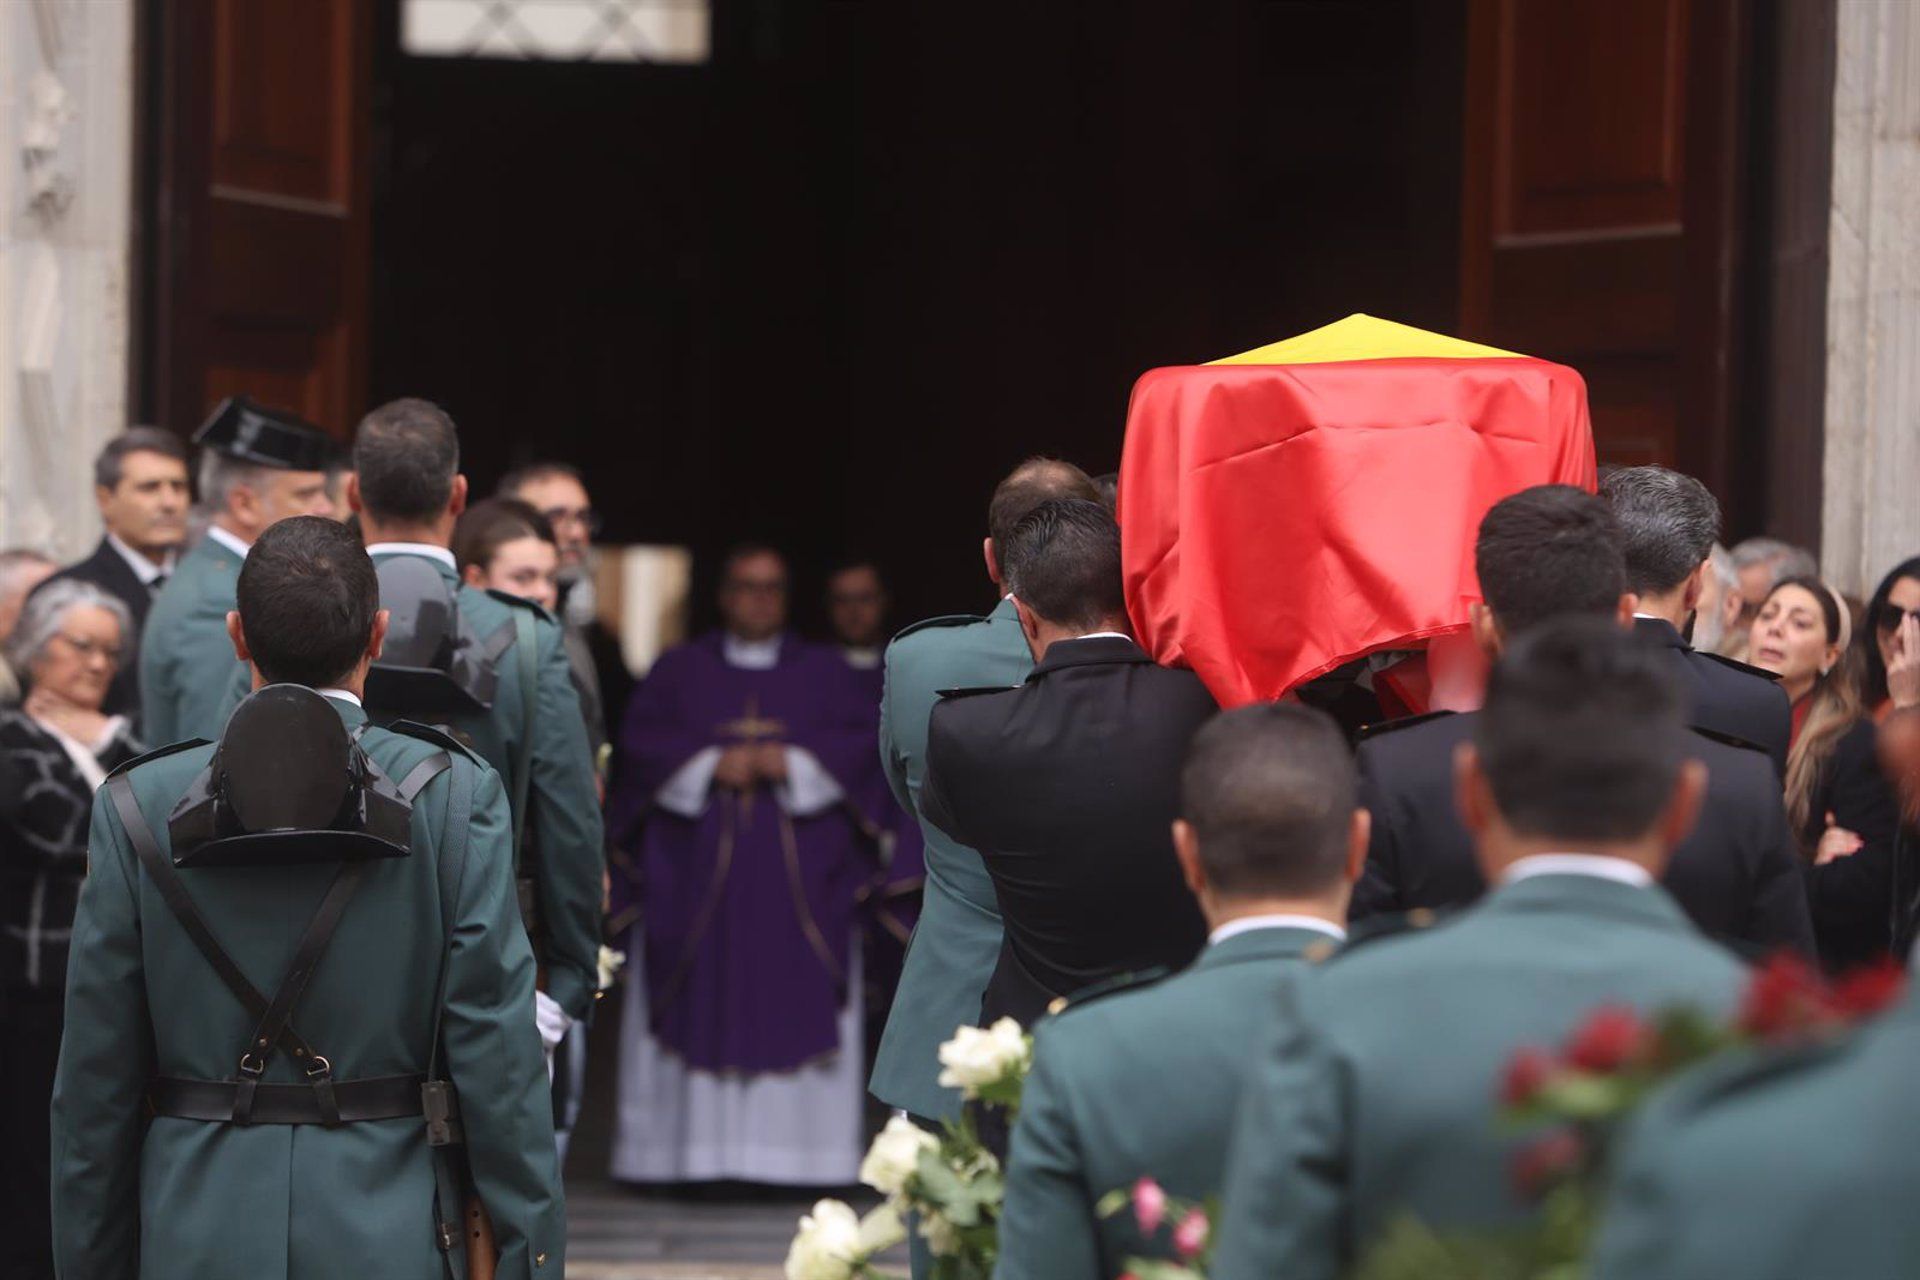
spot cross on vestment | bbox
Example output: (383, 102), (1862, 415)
(718, 696), (787, 828)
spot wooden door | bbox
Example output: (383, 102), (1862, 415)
(147, 0), (372, 438)
(1459, 0), (1746, 489)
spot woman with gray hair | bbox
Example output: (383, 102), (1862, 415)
(0, 577), (141, 1274)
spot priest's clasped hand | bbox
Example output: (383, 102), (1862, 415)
(714, 742), (790, 789)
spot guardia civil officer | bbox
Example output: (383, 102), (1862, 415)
(1354, 485), (1813, 956)
(140, 397), (336, 746)
(52, 516), (562, 1279)
(1601, 465), (1792, 777)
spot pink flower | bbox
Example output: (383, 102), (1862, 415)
(1172, 1208), (1210, 1260)
(1130, 1177), (1166, 1235)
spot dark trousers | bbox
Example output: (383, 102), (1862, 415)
(1, 987), (62, 1280)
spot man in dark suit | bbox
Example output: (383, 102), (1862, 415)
(1355, 485), (1813, 956)
(33, 429), (191, 721)
(1602, 465), (1791, 777)
(920, 498), (1217, 1027)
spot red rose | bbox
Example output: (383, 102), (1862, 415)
(1830, 958), (1907, 1021)
(1510, 1127), (1585, 1200)
(1739, 951), (1831, 1040)
(1500, 1047), (1554, 1108)
(1564, 1006), (1647, 1073)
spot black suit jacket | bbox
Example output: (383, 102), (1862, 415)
(919, 636), (1216, 1026)
(1635, 616), (1791, 779)
(1802, 718), (1903, 971)
(1354, 709), (1816, 957)
(33, 539), (159, 720)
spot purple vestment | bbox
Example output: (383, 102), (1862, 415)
(608, 633), (884, 1073)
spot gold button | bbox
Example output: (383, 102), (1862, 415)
(535, 1252), (547, 1267)
(1047, 997), (1068, 1015)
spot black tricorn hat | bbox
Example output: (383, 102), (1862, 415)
(364, 556), (504, 714)
(168, 685), (415, 867)
(192, 395), (335, 472)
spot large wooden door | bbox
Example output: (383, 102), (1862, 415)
(146, 0), (372, 437)
(1459, 0), (1745, 490)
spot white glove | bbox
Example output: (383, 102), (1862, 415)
(534, 989), (572, 1053)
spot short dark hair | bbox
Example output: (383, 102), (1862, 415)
(987, 457), (1100, 550)
(1180, 703), (1356, 897)
(95, 427), (188, 491)
(1475, 615), (1686, 842)
(236, 516), (380, 687)
(352, 398), (460, 522)
(1476, 485), (1625, 637)
(721, 544), (787, 583)
(1001, 498), (1126, 632)
(1599, 466), (1721, 596)
(453, 497), (555, 577)
(496, 461), (585, 499)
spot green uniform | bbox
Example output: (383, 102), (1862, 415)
(218, 550), (606, 1018)
(50, 695), (563, 1279)
(1212, 870), (1750, 1280)
(140, 533), (249, 746)
(1591, 987), (1920, 1279)
(997, 924), (1341, 1280)
(868, 598), (1031, 1120)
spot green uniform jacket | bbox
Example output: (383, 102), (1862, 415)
(139, 534), (248, 746)
(219, 551), (607, 1019)
(1591, 987), (1920, 1279)
(997, 925), (1341, 1280)
(50, 696), (563, 1280)
(868, 598), (1031, 1120)
(1212, 873), (1750, 1280)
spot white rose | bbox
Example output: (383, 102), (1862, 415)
(595, 944), (626, 992)
(785, 1199), (863, 1280)
(935, 1018), (1031, 1094)
(859, 1115), (938, 1196)
(917, 1208), (962, 1258)
(855, 1201), (907, 1256)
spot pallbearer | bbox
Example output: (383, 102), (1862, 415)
(52, 517), (561, 1279)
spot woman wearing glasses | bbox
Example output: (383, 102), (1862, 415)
(0, 579), (141, 1274)
(1858, 557), (1920, 722)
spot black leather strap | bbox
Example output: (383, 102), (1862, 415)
(396, 751), (451, 802)
(149, 1074), (438, 1125)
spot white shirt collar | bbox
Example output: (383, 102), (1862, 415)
(1073, 630), (1133, 642)
(314, 687), (363, 708)
(364, 541), (457, 571)
(1502, 853), (1655, 890)
(722, 633), (782, 670)
(204, 524), (251, 560)
(1209, 913), (1347, 947)
(841, 645), (883, 670)
(105, 532), (174, 584)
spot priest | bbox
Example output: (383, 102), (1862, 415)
(607, 545), (885, 1185)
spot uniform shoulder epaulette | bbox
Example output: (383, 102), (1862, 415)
(935, 684), (1019, 701)
(482, 588), (557, 624)
(1335, 907), (1453, 954)
(1044, 967), (1171, 1018)
(891, 613), (989, 645)
(103, 738), (211, 782)
(1696, 650), (1783, 682)
(1688, 723), (1769, 755)
(1355, 709), (1457, 744)
(385, 719), (487, 765)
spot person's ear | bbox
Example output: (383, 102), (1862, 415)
(1469, 602), (1503, 660)
(94, 484), (114, 514)
(1616, 594), (1639, 628)
(1453, 741), (1492, 839)
(367, 608), (389, 664)
(346, 472), (365, 515)
(1171, 818), (1207, 901)
(229, 482), (260, 532)
(983, 537), (1002, 590)
(1658, 758), (1708, 849)
(461, 564), (487, 591)
(1344, 808), (1372, 885)
(1012, 595), (1041, 643)
(1681, 561), (1709, 613)
(448, 474), (469, 519)
(225, 611), (251, 663)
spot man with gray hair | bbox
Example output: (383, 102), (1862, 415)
(1730, 536), (1819, 627)
(1601, 466), (1791, 779)
(1695, 543), (1745, 658)
(140, 398), (335, 745)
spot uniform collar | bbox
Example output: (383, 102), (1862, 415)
(364, 541), (457, 571)
(203, 524), (251, 561)
(1198, 919), (1344, 969)
(1483, 864), (1686, 932)
(315, 687), (363, 708)
(1027, 633), (1152, 681)
(987, 595), (1021, 624)
(1632, 615), (1688, 650)
(106, 531), (175, 584)
(318, 688), (368, 730)
(1502, 853), (1655, 890)
(1209, 912), (1346, 946)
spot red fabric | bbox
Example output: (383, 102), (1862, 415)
(1118, 355), (1596, 707)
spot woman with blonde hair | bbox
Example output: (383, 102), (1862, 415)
(1748, 575), (1900, 969)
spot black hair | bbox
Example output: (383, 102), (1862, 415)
(1001, 498), (1126, 632)
(987, 457), (1100, 550)
(1180, 703), (1356, 898)
(452, 497), (556, 577)
(352, 398), (460, 522)
(1599, 466), (1722, 596)
(95, 427), (188, 490)
(720, 544), (788, 583)
(1475, 615), (1686, 842)
(496, 460), (585, 498)
(1860, 556), (1920, 708)
(236, 516), (380, 688)
(1476, 485), (1626, 637)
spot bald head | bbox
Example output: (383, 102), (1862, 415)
(985, 456), (1099, 587)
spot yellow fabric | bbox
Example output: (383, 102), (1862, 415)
(1208, 313), (1522, 366)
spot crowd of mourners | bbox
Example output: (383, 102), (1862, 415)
(2, 397), (1918, 1280)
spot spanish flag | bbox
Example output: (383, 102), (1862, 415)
(1118, 314), (1596, 708)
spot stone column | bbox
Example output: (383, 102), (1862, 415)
(1823, 0), (1920, 595)
(0, 0), (134, 560)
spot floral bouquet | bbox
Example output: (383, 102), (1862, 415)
(785, 1018), (1033, 1280)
